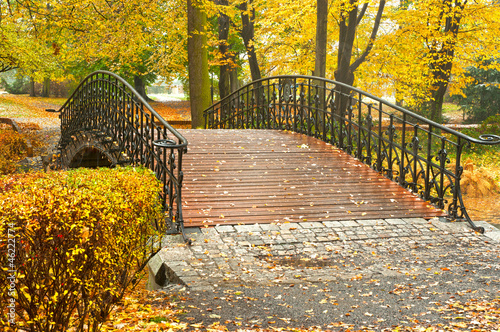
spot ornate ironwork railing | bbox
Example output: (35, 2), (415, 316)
(54, 71), (189, 242)
(204, 75), (500, 233)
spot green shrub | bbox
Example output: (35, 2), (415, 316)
(478, 114), (500, 134)
(0, 167), (164, 332)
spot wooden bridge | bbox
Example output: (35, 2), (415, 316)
(53, 71), (500, 242)
(180, 129), (444, 227)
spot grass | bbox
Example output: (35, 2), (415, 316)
(442, 102), (465, 124)
(0, 94), (64, 118)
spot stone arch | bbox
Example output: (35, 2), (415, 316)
(67, 145), (114, 168)
(59, 131), (120, 169)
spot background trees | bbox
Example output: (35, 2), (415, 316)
(1, 0), (499, 125)
(453, 59), (500, 122)
(369, 0), (500, 121)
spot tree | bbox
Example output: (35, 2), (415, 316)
(238, 0), (261, 81)
(0, 1), (65, 81)
(369, 0), (500, 121)
(188, 0), (211, 128)
(314, 0), (328, 78)
(216, 0), (233, 99)
(334, 0), (386, 87)
(424, 0), (467, 121)
(41, 78), (50, 97)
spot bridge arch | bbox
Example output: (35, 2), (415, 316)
(59, 131), (117, 168)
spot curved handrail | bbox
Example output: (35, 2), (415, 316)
(206, 75), (499, 145)
(58, 70), (188, 148)
(204, 75), (500, 233)
(56, 70), (189, 242)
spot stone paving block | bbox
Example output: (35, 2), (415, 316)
(215, 225), (236, 233)
(260, 224), (281, 231)
(403, 217), (429, 224)
(250, 240), (265, 246)
(323, 221), (343, 228)
(357, 219), (385, 226)
(301, 221), (325, 229)
(385, 218), (407, 225)
(237, 240), (252, 247)
(340, 220), (359, 227)
(201, 227), (219, 235)
(279, 223), (302, 230)
(221, 237), (236, 244)
(234, 224), (263, 233)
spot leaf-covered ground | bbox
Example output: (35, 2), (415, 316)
(104, 238), (500, 332)
(0, 93), (64, 118)
(0, 93), (191, 121)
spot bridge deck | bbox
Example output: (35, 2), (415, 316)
(179, 129), (446, 227)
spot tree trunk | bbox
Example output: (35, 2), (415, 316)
(314, 0), (328, 79)
(229, 57), (239, 93)
(134, 75), (152, 102)
(188, 0), (211, 128)
(217, 0), (231, 100)
(41, 78), (50, 97)
(29, 77), (36, 97)
(334, 0), (385, 114)
(425, 0), (465, 122)
(335, 0), (358, 86)
(239, 0), (261, 82)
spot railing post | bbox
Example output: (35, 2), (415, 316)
(399, 113), (407, 187)
(451, 137), (463, 219)
(376, 102), (383, 171)
(338, 92), (345, 150)
(387, 114), (395, 180)
(424, 126), (433, 201)
(366, 104), (373, 166)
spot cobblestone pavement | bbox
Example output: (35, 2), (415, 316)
(152, 218), (499, 291)
(150, 218), (500, 330)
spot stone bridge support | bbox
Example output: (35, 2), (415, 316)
(58, 130), (130, 169)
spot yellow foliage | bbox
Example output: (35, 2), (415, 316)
(460, 159), (500, 198)
(0, 167), (164, 332)
(0, 128), (28, 175)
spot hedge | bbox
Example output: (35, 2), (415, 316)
(0, 167), (164, 332)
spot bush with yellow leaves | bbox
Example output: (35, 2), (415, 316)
(0, 167), (164, 332)
(0, 129), (28, 175)
(460, 159), (500, 197)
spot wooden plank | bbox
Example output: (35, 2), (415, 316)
(178, 129), (447, 227)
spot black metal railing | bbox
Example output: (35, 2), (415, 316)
(55, 71), (189, 242)
(204, 75), (500, 233)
